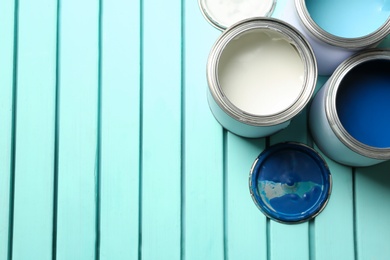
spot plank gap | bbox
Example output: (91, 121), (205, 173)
(94, 0), (103, 258)
(51, 0), (61, 258)
(137, 0), (144, 258)
(223, 130), (228, 260)
(352, 168), (358, 260)
(180, 0), (186, 258)
(8, 0), (20, 258)
(309, 219), (316, 260)
(266, 217), (271, 260)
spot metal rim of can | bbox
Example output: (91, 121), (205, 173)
(198, 0), (277, 31)
(249, 142), (332, 224)
(295, 0), (390, 49)
(207, 17), (317, 127)
(325, 49), (390, 160)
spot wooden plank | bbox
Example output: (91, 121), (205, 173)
(11, 0), (57, 258)
(269, 110), (310, 260)
(226, 134), (267, 260)
(141, 0), (182, 259)
(355, 161), (390, 260)
(0, 0), (15, 257)
(55, 0), (99, 258)
(183, 0), (225, 259)
(99, 0), (140, 258)
(312, 145), (355, 260)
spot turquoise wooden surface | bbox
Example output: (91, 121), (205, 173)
(56, 0), (99, 258)
(100, 0), (140, 258)
(12, 0), (57, 258)
(1, 0), (390, 259)
(184, 0), (224, 259)
(355, 161), (390, 260)
(226, 135), (267, 259)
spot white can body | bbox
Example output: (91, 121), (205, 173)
(281, 0), (390, 76)
(207, 90), (290, 138)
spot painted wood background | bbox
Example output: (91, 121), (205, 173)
(1, 0), (390, 259)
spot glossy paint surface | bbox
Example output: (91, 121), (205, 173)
(336, 60), (390, 148)
(306, 0), (390, 37)
(218, 29), (304, 116)
(251, 143), (331, 223)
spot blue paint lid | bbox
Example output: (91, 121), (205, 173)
(249, 142), (332, 224)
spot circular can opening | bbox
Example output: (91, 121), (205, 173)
(199, 0), (276, 30)
(249, 143), (332, 224)
(207, 18), (317, 128)
(217, 28), (305, 116)
(305, 0), (390, 38)
(336, 59), (390, 148)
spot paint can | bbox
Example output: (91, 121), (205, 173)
(198, 0), (276, 30)
(281, 0), (390, 75)
(249, 142), (332, 224)
(309, 49), (390, 167)
(207, 18), (317, 138)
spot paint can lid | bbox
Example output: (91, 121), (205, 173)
(199, 0), (277, 30)
(249, 142), (332, 224)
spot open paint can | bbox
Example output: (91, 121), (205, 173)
(249, 142), (332, 224)
(199, 0), (276, 30)
(207, 18), (317, 138)
(281, 0), (390, 75)
(309, 49), (390, 167)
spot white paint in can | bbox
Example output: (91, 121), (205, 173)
(207, 18), (317, 138)
(218, 29), (305, 116)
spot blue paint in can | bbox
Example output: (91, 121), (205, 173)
(336, 59), (390, 148)
(305, 0), (390, 38)
(250, 143), (331, 223)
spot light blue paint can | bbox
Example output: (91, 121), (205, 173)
(309, 49), (390, 167)
(281, 0), (390, 75)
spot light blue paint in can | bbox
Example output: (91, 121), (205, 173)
(309, 49), (390, 167)
(306, 0), (390, 38)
